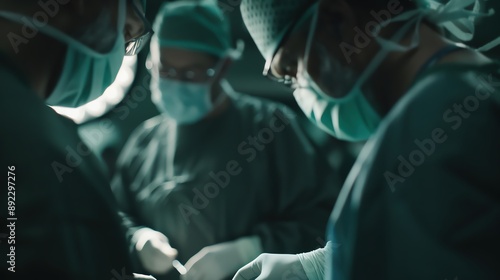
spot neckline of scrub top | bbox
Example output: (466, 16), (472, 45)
(412, 60), (500, 87)
(0, 51), (30, 86)
(414, 44), (466, 80)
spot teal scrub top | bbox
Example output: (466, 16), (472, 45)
(112, 92), (340, 280)
(327, 62), (500, 280)
(0, 54), (134, 280)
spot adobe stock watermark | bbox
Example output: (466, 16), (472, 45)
(7, 0), (71, 54)
(51, 74), (151, 182)
(341, 0), (405, 63)
(177, 109), (295, 224)
(384, 72), (500, 191)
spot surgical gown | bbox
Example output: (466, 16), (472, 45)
(112, 92), (338, 279)
(327, 62), (500, 280)
(0, 54), (133, 279)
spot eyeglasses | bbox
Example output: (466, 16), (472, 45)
(159, 66), (217, 83)
(263, 58), (296, 87)
(262, 7), (316, 87)
(125, 0), (154, 56)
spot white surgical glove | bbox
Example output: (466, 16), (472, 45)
(232, 242), (332, 280)
(297, 242), (333, 280)
(182, 236), (262, 280)
(232, 253), (307, 280)
(133, 228), (178, 275)
(133, 273), (156, 279)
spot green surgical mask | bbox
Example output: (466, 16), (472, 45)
(294, 73), (381, 142)
(152, 77), (215, 125)
(0, 0), (127, 108)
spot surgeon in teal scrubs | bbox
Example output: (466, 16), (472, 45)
(0, 1), (154, 279)
(235, 0), (500, 279)
(111, 2), (339, 280)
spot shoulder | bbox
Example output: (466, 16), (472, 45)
(359, 64), (500, 193)
(229, 93), (318, 152)
(368, 63), (500, 175)
(383, 63), (500, 136)
(411, 63), (498, 108)
(230, 92), (298, 125)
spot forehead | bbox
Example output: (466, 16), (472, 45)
(158, 47), (217, 67)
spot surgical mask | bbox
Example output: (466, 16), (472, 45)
(293, 9), (395, 141)
(295, 0), (497, 142)
(151, 77), (222, 125)
(294, 68), (381, 142)
(295, 10), (422, 141)
(0, 0), (127, 108)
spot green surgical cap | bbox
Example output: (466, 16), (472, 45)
(241, 0), (317, 63)
(152, 0), (231, 58)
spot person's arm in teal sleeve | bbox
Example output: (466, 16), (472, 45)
(111, 125), (179, 275)
(111, 129), (149, 271)
(112, 167), (145, 243)
(252, 107), (338, 254)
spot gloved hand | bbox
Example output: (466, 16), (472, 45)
(232, 253), (308, 280)
(133, 273), (157, 279)
(233, 242), (333, 280)
(181, 236), (262, 280)
(133, 228), (178, 275)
